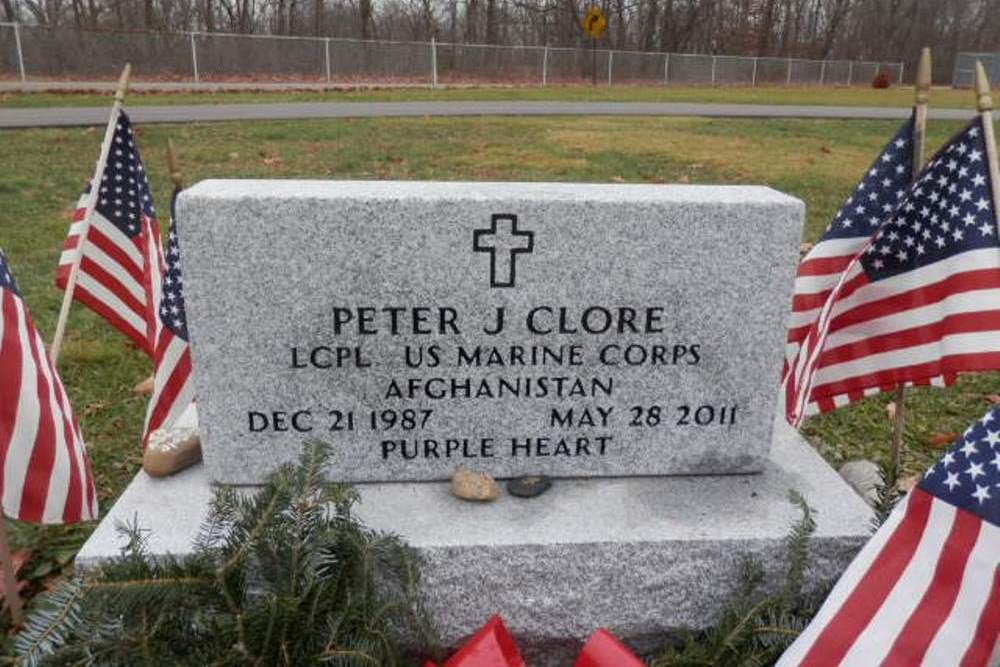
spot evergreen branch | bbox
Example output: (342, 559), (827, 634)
(318, 647), (381, 665)
(8, 441), (434, 667)
(12, 577), (86, 666)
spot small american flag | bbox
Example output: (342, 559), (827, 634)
(786, 113), (915, 369)
(57, 111), (163, 357)
(777, 406), (1000, 666)
(143, 187), (194, 445)
(0, 251), (97, 523)
(786, 116), (1000, 425)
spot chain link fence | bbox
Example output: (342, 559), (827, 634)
(0, 22), (903, 88)
(952, 52), (1000, 88)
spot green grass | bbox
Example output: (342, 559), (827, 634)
(0, 84), (982, 109)
(1, 114), (997, 620)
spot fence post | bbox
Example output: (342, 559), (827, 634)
(324, 38), (331, 82)
(711, 55), (717, 85)
(12, 22), (26, 82)
(752, 57), (758, 87)
(542, 46), (548, 86)
(430, 37), (438, 88)
(847, 61), (854, 86)
(664, 53), (669, 85)
(898, 60), (905, 85)
(819, 61), (826, 86)
(607, 50), (613, 86)
(786, 58), (792, 85)
(189, 32), (200, 83)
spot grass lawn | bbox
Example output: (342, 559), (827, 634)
(1, 114), (998, 630)
(0, 83), (982, 109)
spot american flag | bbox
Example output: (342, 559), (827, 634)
(785, 114), (916, 370)
(57, 111), (163, 357)
(0, 251), (97, 523)
(143, 187), (194, 446)
(785, 117), (1000, 425)
(777, 406), (1000, 666)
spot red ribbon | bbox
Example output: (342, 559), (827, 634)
(426, 615), (644, 667)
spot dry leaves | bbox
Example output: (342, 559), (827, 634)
(133, 375), (155, 396)
(928, 432), (961, 448)
(82, 401), (109, 417)
(0, 549), (32, 605)
(984, 394), (1000, 406)
(800, 242), (814, 256)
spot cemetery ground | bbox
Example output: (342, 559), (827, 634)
(0, 83), (981, 110)
(2, 113), (999, 643)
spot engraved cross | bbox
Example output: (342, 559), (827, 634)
(473, 214), (534, 288)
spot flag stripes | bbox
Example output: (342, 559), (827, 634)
(785, 117), (1000, 425)
(785, 115), (916, 367)
(143, 332), (193, 445)
(0, 254), (97, 524)
(56, 112), (161, 358)
(143, 187), (195, 445)
(777, 406), (1000, 666)
(779, 490), (999, 666)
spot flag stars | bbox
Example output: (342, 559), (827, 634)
(972, 484), (991, 504)
(961, 438), (980, 458)
(943, 471), (962, 491)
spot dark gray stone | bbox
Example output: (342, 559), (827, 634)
(507, 475), (553, 498)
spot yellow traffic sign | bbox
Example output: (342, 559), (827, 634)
(583, 6), (607, 39)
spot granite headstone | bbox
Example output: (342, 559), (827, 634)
(177, 180), (803, 483)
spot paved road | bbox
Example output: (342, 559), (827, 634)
(0, 100), (986, 128)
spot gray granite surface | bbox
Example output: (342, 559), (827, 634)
(78, 417), (872, 664)
(178, 180), (804, 483)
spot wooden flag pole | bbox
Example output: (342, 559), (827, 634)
(167, 139), (184, 190)
(50, 63), (132, 364)
(889, 47), (931, 479)
(976, 62), (1000, 236)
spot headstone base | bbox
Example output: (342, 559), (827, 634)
(78, 419), (872, 665)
